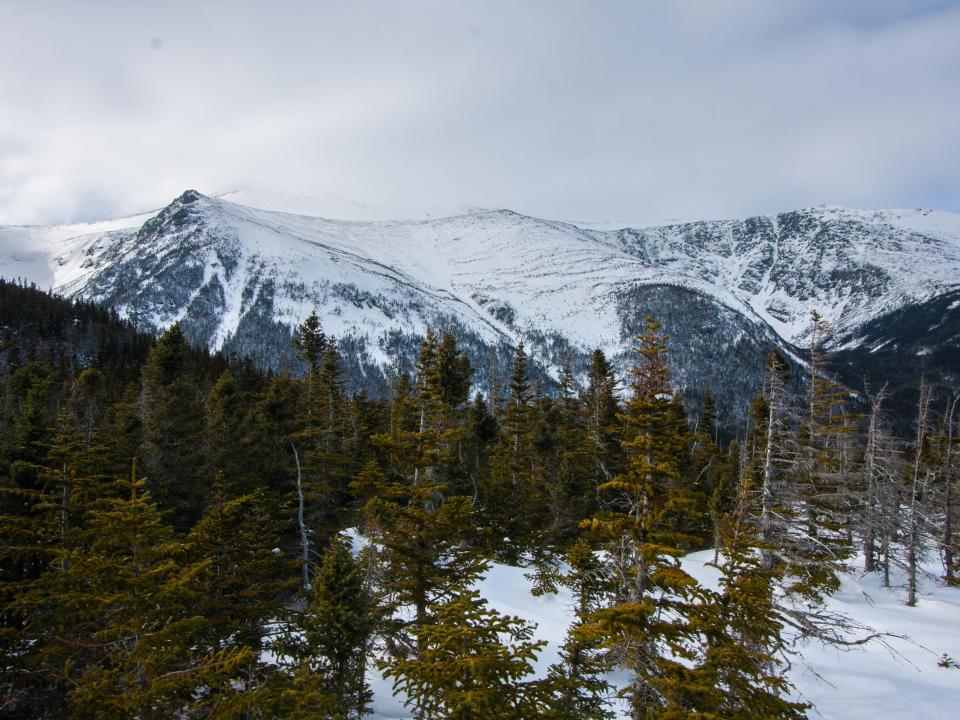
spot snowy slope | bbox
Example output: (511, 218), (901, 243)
(1, 190), (958, 413)
(608, 206), (960, 347)
(0, 211), (155, 290)
(366, 552), (960, 720)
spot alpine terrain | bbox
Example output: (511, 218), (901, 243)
(2, 190), (959, 421)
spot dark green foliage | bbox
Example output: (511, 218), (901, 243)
(382, 585), (547, 720)
(543, 540), (614, 720)
(3, 285), (940, 720)
(278, 536), (374, 719)
(581, 316), (705, 718)
(12, 464), (252, 719)
(485, 341), (543, 559)
(677, 476), (808, 720)
(140, 323), (208, 530)
(294, 310), (327, 377)
(186, 481), (296, 715)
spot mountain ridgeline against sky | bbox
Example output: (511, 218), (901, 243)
(2, 190), (958, 422)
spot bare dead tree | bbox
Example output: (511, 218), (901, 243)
(906, 381), (933, 607)
(940, 393), (959, 582)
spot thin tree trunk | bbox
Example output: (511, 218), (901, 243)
(292, 441), (310, 590)
(760, 378), (779, 572)
(863, 387), (886, 573)
(907, 383), (930, 607)
(943, 394), (958, 581)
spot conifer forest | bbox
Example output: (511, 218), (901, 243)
(1, 277), (957, 719)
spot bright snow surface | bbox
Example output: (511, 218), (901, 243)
(360, 546), (960, 719)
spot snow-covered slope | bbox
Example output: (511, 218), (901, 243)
(366, 551), (960, 719)
(609, 206), (960, 347)
(0, 211), (155, 290)
(2, 190), (958, 415)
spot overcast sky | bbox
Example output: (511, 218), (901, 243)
(1, 0), (958, 225)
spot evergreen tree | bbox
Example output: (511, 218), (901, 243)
(485, 342), (542, 558)
(546, 361), (595, 543)
(436, 331), (474, 411)
(140, 323), (207, 530)
(795, 311), (857, 599)
(186, 480), (296, 716)
(279, 536), (374, 719)
(461, 392), (498, 504)
(205, 369), (261, 496)
(296, 338), (352, 557)
(14, 461), (249, 718)
(364, 335), (485, 654)
(677, 472), (808, 719)
(543, 540), (613, 720)
(581, 316), (703, 719)
(294, 310), (327, 379)
(383, 582), (546, 720)
(584, 348), (621, 490)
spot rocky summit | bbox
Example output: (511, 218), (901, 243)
(2, 191), (959, 422)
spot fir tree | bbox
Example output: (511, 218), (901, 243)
(363, 337), (485, 651)
(186, 479), (296, 716)
(677, 472), (808, 719)
(584, 348), (622, 489)
(294, 310), (328, 379)
(543, 539), (614, 720)
(795, 311), (857, 600)
(295, 337), (352, 559)
(140, 323), (207, 530)
(581, 316), (703, 720)
(486, 341), (542, 559)
(14, 461), (249, 719)
(279, 536), (374, 719)
(383, 583), (547, 719)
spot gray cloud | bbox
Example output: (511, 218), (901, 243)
(1, 0), (958, 225)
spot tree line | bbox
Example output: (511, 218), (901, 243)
(1, 280), (957, 719)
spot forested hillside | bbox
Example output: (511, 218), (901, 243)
(1, 280), (957, 719)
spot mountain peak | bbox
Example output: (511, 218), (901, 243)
(177, 189), (206, 205)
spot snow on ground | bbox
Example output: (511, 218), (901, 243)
(366, 546), (960, 719)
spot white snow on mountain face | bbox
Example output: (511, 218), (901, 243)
(1, 192), (958, 371)
(0, 211), (154, 290)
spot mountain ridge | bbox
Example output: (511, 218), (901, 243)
(2, 190), (958, 422)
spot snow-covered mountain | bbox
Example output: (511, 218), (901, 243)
(2, 190), (959, 419)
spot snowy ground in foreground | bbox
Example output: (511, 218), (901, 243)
(367, 549), (960, 719)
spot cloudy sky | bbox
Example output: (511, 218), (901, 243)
(1, 0), (958, 225)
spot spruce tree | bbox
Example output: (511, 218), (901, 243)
(140, 323), (207, 530)
(383, 583), (546, 719)
(279, 536), (374, 719)
(14, 461), (249, 719)
(795, 311), (857, 600)
(363, 335), (485, 653)
(296, 338), (352, 558)
(543, 539), (614, 720)
(294, 310), (327, 379)
(186, 480), (296, 716)
(581, 316), (703, 720)
(486, 342), (542, 559)
(205, 369), (262, 497)
(584, 348), (622, 488)
(678, 473), (808, 719)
